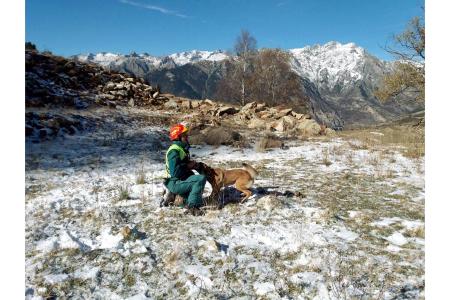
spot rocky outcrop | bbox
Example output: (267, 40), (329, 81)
(26, 50), (333, 142)
(26, 50), (165, 110)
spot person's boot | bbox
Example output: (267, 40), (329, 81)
(160, 186), (175, 207)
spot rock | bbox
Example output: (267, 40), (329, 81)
(216, 106), (239, 116)
(296, 119), (321, 135)
(199, 239), (219, 252)
(152, 91), (160, 99)
(256, 135), (284, 151)
(164, 99), (179, 109)
(324, 127), (336, 136)
(267, 118), (287, 132)
(128, 98), (135, 107)
(248, 118), (266, 129)
(106, 101), (117, 108)
(121, 226), (131, 239)
(98, 93), (115, 100)
(281, 115), (297, 129)
(45, 118), (60, 130)
(203, 127), (242, 145)
(125, 77), (135, 82)
(180, 100), (192, 109)
(255, 103), (267, 112)
(38, 128), (47, 138)
(115, 90), (128, 97)
(191, 100), (201, 109)
(203, 99), (215, 106)
(256, 195), (279, 211)
(258, 111), (274, 120)
(241, 101), (257, 111)
(275, 108), (293, 119)
(25, 125), (34, 136)
(104, 82), (116, 91)
(292, 112), (305, 120)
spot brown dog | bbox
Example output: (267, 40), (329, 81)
(195, 162), (257, 205)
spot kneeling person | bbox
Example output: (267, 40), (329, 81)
(163, 123), (206, 215)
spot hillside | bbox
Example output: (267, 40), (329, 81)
(25, 50), (424, 299)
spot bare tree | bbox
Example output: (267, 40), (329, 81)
(375, 13), (425, 102)
(249, 49), (305, 107)
(234, 29), (257, 106)
(215, 60), (243, 105)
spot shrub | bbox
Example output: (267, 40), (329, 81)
(117, 185), (130, 201)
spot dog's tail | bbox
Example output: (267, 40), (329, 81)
(242, 163), (257, 179)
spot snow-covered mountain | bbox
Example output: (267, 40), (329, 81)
(73, 42), (423, 128)
(290, 42), (389, 89)
(73, 43), (387, 91)
(75, 50), (229, 69)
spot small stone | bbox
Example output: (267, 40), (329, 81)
(256, 195), (279, 211)
(121, 226), (131, 239)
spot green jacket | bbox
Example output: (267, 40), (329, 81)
(165, 141), (192, 181)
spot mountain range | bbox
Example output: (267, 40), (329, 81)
(72, 42), (423, 129)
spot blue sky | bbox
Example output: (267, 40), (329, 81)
(26, 0), (423, 60)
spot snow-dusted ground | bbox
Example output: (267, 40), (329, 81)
(25, 109), (424, 299)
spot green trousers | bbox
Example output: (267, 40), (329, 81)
(165, 174), (207, 208)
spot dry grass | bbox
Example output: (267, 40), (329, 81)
(135, 167), (146, 184)
(404, 226), (425, 239)
(321, 148), (332, 166)
(339, 125), (424, 158)
(117, 185), (130, 201)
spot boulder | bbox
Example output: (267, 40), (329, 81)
(191, 100), (201, 109)
(104, 82), (116, 91)
(281, 115), (297, 129)
(203, 99), (216, 106)
(114, 83), (125, 90)
(292, 112), (305, 120)
(296, 119), (321, 135)
(324, 127), (336, 136)
(115, 90), (128, 97)
(241, 101), (257, 112)
(255, 103), (267, 113)
(97, 93), (115, 100)
(203, 127), (242, 145)
(106, 101), (117, 108)
(275, 108), (292, 119)
(267, 118), (287, 132)
(180, 100), (192, 109)
(152, 91), (160, 99)
(128, 98), (135, 107)
(216, 106), (239, 116)
(258, 111), (273, 120)
(164, 99), (179, 109)
(248, 118), (266, 129)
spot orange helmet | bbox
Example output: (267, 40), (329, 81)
(169, 123), (189, 140)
